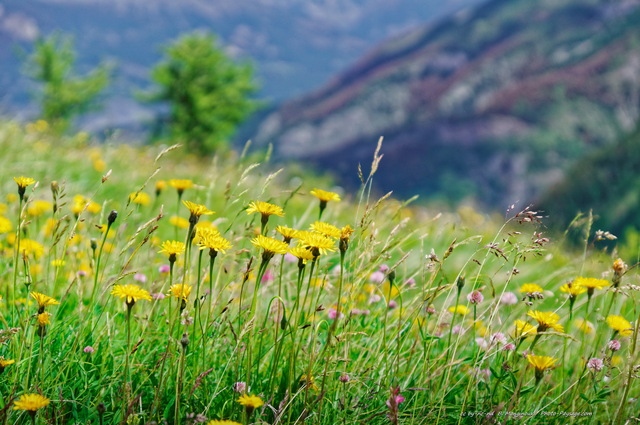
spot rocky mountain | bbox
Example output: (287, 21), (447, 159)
(0, 0), (480, 125)
(252, 0), (640, 206)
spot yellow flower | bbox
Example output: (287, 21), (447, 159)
(288, 246), (315, 263)
(19, 239), (45, 258)
(519, 283), (544, 293)
(237, 394), (264, 409)
(276, 225), (300, 243)
(310, 221), (341, 238)
(527, 355), (558, 372)
(51, 259), (66, 267)
(251, 235), (288, 256)
(574, 277), (609, 291)
(607, 315), (633, 337)
(0, 357), (15, 370)
(298, 231), (336, 257)
(111, 284), (152, 306)
(310, 189), (341, 202)
(13, 393), (50, 411)
(560, 282), (587, 297)
(0, 216), (12, 233)
(247, 201), (284, 219)
(30, 292), (60, 311)
(207, 421), (242, 425)
(574, 318), (594, 334)
(196, 229), (232, 254)
(6, 193), (18, 204)
(300, 374), (320, 392)
(527, 310), (564, 333)
(340, 225), (354, 240)
(27, 200), (52, 217)
(37, 312), (51, 326)
(183, 200), (214, 218)
(170, 216), (190, 229)
(159, 240), (186, 258)
(14, 176), (36, 189)
(168, 179), (194, 195)
(513, 320), (537, 338)
(129, 192), (151, 206)
(170, 283), (192, 301)
(71, 195), (101, 215)
(155, 180), (167, 194)
(448, 305), (469, 315)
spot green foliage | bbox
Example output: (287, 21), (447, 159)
(25, 33), (110, 134)
(148, 31), (258, 154)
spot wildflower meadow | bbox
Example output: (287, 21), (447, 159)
(0, 122), (638, 424)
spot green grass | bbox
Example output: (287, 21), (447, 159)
(0, 120), (638, 424)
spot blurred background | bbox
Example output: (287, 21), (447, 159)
(1, 0), (640, 235)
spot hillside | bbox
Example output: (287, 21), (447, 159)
(0, 0), (480, 125)
(252, 0), (640, 207)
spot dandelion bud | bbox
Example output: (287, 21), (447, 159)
(108, 210), (118, 226)
(90, 238), (98, 252)
(181, 332), (190, 350)
(456, 276), (465, 293)
(97, 402), (106, 419)
(388, 269), (396, 286)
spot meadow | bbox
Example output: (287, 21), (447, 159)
(0, 120), (637, 424)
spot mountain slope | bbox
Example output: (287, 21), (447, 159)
(252, 0), (640, 206)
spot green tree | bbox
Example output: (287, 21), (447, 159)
(26, 33), (110, 133)
(148, 31), (258, 154)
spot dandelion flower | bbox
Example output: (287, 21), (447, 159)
(574, 318), (594, 334)
(19, 239), (45, 258)
(14, 177), (36, 200)
(237, 394), (264, 409)
(30, 292), (59, 313)
(310, 188), (340, 218)
(288, 246), (315, 264)
(155, 180), (167, 195)
(519, 283), (544, 293)
(0, 357), (15, 374)
(197, 228), (232, 256)
(298, 231), (336, 258)
(27, 200), (52, 217)
(607, 315), (633, 337)
(183, 200), (214, 225)
(13, 393), (50, 411)
(339, 224), (354, 252)
(0, 217), (12, 234)
(170, 283), (193, 301)
(526, 355), (558, 382)
(129, 192), (151, 206)
(252, 235), (288, 262)
(168, 179), (194, 196)
(513, 320), (537, 339)
(560, 282), (587, 297)
(37, 312), (51, 327)
(276, 225), (300, 243)
(159, 240), (186, 263)
(111, 284), (152, 307)
(310, 221), (341, 238)
(170, 216), (190, 229)
(527, 310), (564, 333)
(247, 201), (284, 231)
(448, 305), (469, 315)
(300, 374), (320, 392)
(574, 277), (609, 298)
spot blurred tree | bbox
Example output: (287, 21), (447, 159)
(25, 33), (110, 133)
(148, 31), (258, 154)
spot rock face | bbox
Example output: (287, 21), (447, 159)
(253, 0), (640, 206)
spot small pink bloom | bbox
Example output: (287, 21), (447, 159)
(467, 290), (484, 304)
(452, 325), (463, 335)
(388, 300), (398, 309)
(83, 346), (95, 354)
(134, 273), (147, 283)
(490, 332), (507, 345)
(587, 358), (604, 372)
(152, 292), (166, 300)
(426, 306), (436, 315)
(339, 374), (350, 383)
(77, 270), (88, 277)
(500, 292), (518, 305)
(503, 343), (516, 351)
(159, 265), (171, 273)
(404, 278), (416, 288)
(369, 294), (382, 304)
(379, 264), (390, 273)
(284, 252), (297, 263)
(608, 340), (621, 351)
(369, 271), (385, 283)
(328, 308), (344, 320)
(233, 381), (248, 393)
(475, 338), (488, 351)
(350, 308), (370, 316)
